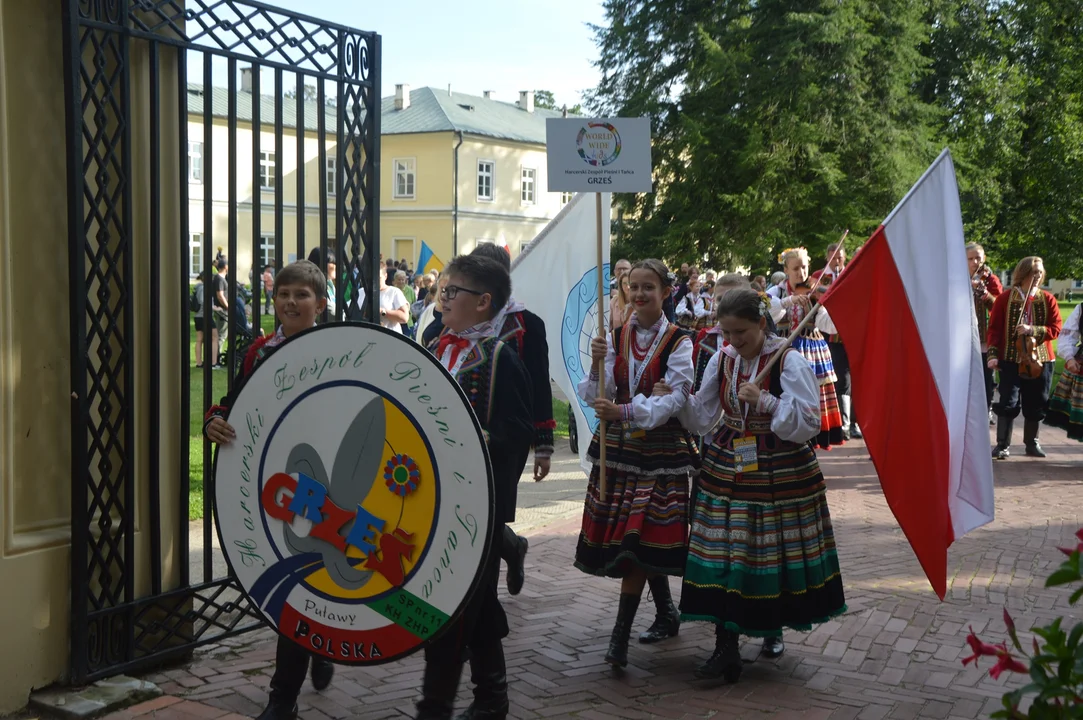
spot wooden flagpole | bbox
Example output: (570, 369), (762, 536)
(595, 193), (608, 498)
(753, 231), (849, 385)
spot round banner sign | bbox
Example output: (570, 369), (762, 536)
(213, 323), (494, 665)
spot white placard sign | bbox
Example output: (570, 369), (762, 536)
(546, 117), (653, 193)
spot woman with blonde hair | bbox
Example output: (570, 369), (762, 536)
(987, 256), (1062, 459)
(609, 271), (633, 328)
(766, 247), (845, 448)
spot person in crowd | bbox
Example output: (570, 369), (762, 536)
(203, 261), (336, 720)
(811, 242), (860, 439)
(210, 258), (230, 370)
(766, 271), (786, 293)
(575, 259), (697, 669)
(415, 274), (445, 343)
(676, 277), (712, 330)
(610, 257), (632, 297)
(394, 270), (416, 334)
(377, 266), (410, 333)
(610, 271), (633, 329)
(766, 248), (845, 449)
(1045, 299), (1083, 442)
(677, 288), (846, 681)
(675, 266), (701, 306)
(261, 264), (275, 314)
(455, 242), (556, 596)
(751, 275), (767, 292)
(414, 255), (534, 720)
(691, 274), (752, 393)
(967, 243), (1004, 424)
(987, 256), (1062, 459)
(193, 272), (209, 368)
(307, 248), (337, 319)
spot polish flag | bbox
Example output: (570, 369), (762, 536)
(819, 149), (995, 599)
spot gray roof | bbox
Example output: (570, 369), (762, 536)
(187, 84), (572, 145)
(187, 83), (338, 132)
(380, 87), (571, 144)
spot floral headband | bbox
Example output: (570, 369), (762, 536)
(756, 291), (772, 318)
(777, 247), (808, 264)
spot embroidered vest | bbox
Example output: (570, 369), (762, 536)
(612, 323), (688, 404)
(1002, 292), (1053, 364)
(719, 350), (787, 435)
(450, 337), (504, 429)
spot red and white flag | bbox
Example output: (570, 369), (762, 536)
(820, 149), (995, 599)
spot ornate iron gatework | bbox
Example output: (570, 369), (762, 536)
(60, 0), (381, 683)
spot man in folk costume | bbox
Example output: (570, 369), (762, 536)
(467, 242), (557, 596)
(810, 243), (860, 440)
(967, 242), (1004, 424)
(987, 256), (1062, 460)
(767, 247), (845, 449)
(415, 254), (534, 720)
(576, 259), (698, 669)
(1045, 300), (1083, 442)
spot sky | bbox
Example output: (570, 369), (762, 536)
(252, 0), (608, 107)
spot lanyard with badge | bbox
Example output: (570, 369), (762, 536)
(624, 320), (668, 439)
(727, 354), (760, 473)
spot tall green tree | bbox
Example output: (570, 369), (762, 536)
(592, 0), (939, 271)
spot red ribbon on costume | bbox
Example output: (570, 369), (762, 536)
(436, 334), (472, 369)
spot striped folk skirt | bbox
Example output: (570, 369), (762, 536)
(574, 420), (698, 578)
(680, 429), (847, 637)
(792, 333), (844, 449)
(1046, 366), (1083, 442)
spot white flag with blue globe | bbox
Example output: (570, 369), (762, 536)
(511, 193), (611, 473)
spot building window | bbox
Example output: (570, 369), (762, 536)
(561, 191), (573, 206)
(392, 158), (415, 199)
(326, 157), (336, 196)
(189, 233), (202, 277)
(259, 152), (276, 189)
(260, 235), (275, 270)
(521, 167), (536, 205)
(1073, 279), (1083, 289)
(188, 142), (203, 184)
(477, 160), (494, 201)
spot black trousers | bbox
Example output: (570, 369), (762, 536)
(267, 635), (333, 702)
(828, 341), (850, 397)
(981, 351), (995, 409)
(993, 361), (1054, 421)
(424, 535), (508, 667)
(499, 525), (518, 564)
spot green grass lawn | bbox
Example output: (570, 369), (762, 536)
(186, 312), (571, 520)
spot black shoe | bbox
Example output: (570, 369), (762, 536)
(455, 639), (509, 720)
(1025, 442), (1046, 458)
(694, 627), (742, 682)
(1024, 420), (1046, 457)
(639, 576), (680, 644)
(310, 656), (334, 691)
(256, 699), (298, 720)
(454, 702), (509, 720)
(760, 636), (785, 659)
(993, 444), (1010, 460)
(605, 592), (641, 668)
(416, 654), (464, 720)
(850, 425), (862, 439)
(506, 535), (528, 596)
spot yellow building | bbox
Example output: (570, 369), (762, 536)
(379, 85), (573, 267)
(187, 82), (574, 281)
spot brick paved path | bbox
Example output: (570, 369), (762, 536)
(112, 431), (1082, 720)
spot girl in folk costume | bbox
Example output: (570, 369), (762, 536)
(677, 277), (713, 330)
(693, 274), (754, 393)
(576, 259), (699, 668)
(988, 256), (1062, 459)
(678, 289), (846, 682)
(1045, 301), (1083, 442)
(766, 247), (845, 449)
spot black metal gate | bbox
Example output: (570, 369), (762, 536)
(61, 0), (381, 683)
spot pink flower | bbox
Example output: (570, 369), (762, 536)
(1002, 609), (1015, 635)
(962, 627), (1002, 666)
(988, 653), (1028, 680)
(1057, 528), (1083, 556)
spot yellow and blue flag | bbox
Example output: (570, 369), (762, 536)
(417, 241), (444, 275)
